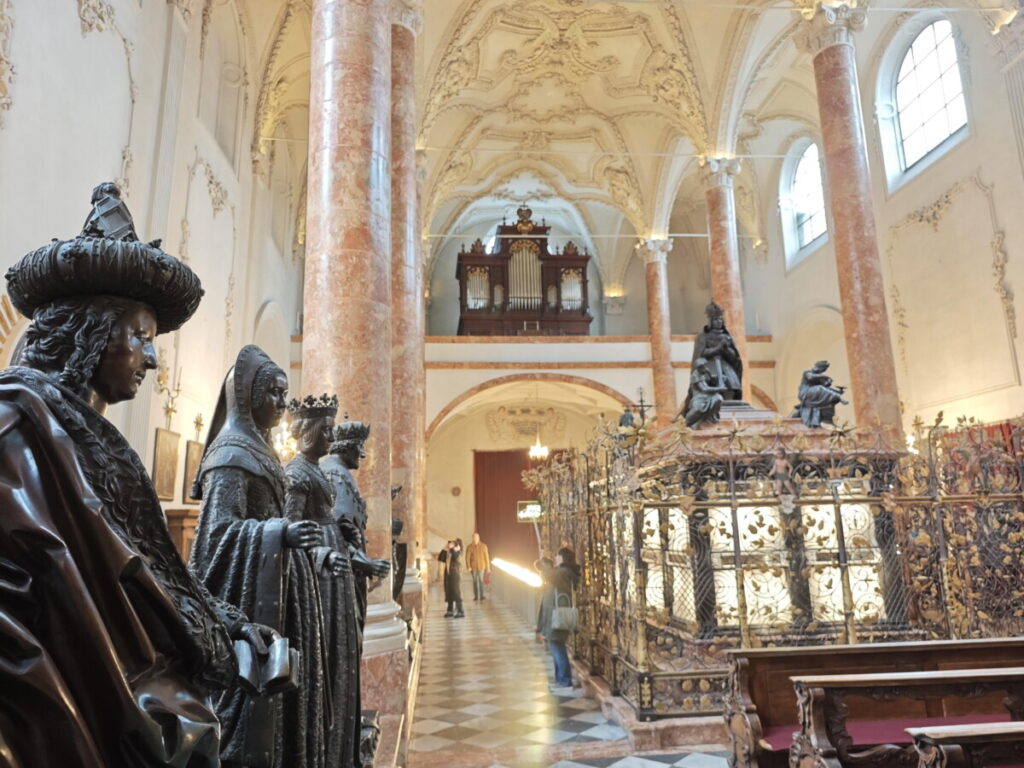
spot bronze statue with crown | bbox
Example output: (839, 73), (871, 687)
(321, 414), (390, 633)
(282, 393), (367, 768)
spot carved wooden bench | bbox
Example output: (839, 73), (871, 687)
(724, 638), (1024, 768)
(789, 667), (1024, 768)
(907, 721), (1024, 768)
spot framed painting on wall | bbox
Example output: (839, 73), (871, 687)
(153, 428), (180, 501)
(183, 440), (204, 504)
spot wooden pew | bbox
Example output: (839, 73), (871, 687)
(724, 638), (1024, 768)
(907, 722), (1024, 768)
(789, 668), (1024, 768)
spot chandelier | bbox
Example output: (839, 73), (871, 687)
(527, 384), (550, 460)
(529, 432), (549, 460)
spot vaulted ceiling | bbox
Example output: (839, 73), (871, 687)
(236, 0), (825, 291)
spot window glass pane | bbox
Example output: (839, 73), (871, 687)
(792, 143), (827, 250)
(895, 20), (968, 170)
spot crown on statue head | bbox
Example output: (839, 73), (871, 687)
(287, 393), (339, 419)
(705, 301), (725, 321)
(333, 415), (371, 446)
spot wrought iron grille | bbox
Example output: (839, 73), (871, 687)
(523, 415), (1024, 721)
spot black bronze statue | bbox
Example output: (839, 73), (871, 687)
(189, 345), (330, 768)
(792, 360), (849, 428)
(321, 417), (390, 631)
(0, 183), (274, 767)
(678, 356), (728, 428)
(691, 301), (743, 400)
(284, 393), (362, 768)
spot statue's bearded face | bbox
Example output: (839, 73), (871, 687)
(92, 303), (158, 405)
(342, 442), (365, 470)
(253, 371), (289, 430)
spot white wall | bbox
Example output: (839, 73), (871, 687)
(0, 0), (303, 507)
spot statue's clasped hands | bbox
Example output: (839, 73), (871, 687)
(325, 550), (351, 576)
(285, 520), (322, 549)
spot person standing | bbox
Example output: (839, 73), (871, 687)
(445, 539), (465, 618)
(539, 547), (580, 692)
(466, 532), (491, 601)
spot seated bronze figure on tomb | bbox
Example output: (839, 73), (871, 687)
(189, 344), (331, 768)
(793, 360), (849, 428)
(322, 417), (391, 632)
(0, 183), (274, 767)
(284, 393), (364, 768)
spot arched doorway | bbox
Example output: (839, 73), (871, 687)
(426, 374), (628, 567)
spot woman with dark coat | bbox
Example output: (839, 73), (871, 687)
(538, 548), (581, 691)
(445, 539), (465, 618)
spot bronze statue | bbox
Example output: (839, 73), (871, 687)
(792, 360), (848, 428)
(321, 417), (390, 632)
(188, 345), (329, 768)
(691, 301), (742, 400)
(678, 356), (728, 428)
(284, 394), (362, 768)
(0, 183), (275, 767)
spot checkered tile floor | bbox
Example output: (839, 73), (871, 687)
(408, 585), (730, 768)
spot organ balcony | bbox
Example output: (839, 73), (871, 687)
(455, 206), (593, 336)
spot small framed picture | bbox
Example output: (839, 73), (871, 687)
(153, 428), (180, 501)
(183, 440), (205, 504)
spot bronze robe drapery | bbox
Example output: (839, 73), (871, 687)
(188, 346), (330, 768)
(286, 455), (362, 768)
(0, 367), (236, 768)
(321, 454), (369, 630)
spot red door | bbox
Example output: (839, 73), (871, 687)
(473, 449), (541, 567)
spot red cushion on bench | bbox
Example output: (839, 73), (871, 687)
(761, 713), (1011, 751)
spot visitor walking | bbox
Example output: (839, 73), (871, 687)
(438, 541), (453, 613)
(537, 548), (580, 692)
(444, 539), (465, 618)
(466, 532), (491, 601)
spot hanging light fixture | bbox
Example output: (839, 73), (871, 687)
(528, 383), (549, 460)
(529, 432), (549, 460)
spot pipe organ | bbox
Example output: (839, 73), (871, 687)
(455, 206), (593, 335)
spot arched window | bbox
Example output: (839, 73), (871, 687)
(893, 19), (967, 170)
(791, 143), (827, 249)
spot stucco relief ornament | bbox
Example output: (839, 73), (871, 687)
(793, 1), (868, 55)
(0, 0), (13, 128)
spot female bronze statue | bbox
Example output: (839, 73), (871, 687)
(189, 345), (330, 768)
(679, 357), (728, 428)
(284, 394), (362, 768)
(0, 183), (273, 767)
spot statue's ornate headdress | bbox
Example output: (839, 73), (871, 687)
(5, 182), (203, 333)
(287, 393), (339, 419)
(333, 416), (371, 447)
(705, 301), (725, 322)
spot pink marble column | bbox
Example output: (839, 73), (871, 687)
(701, 157), (752, 403)
(639, 238), (676, 427)
(305, 0), (407, 757)
(796, 4), (902, 431)
(390, 12), (425, 619)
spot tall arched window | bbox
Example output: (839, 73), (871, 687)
(792, 143), (827, 249)
(894, 19), (967, 169)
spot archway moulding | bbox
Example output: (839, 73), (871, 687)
(426, 372), (632, 441)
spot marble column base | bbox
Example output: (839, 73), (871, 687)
(363, 599), (408, 657)
(362, 646), (410, 768)
(399, 568), (424, 620)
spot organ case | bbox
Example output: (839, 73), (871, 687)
(455, 206), (593, 336)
